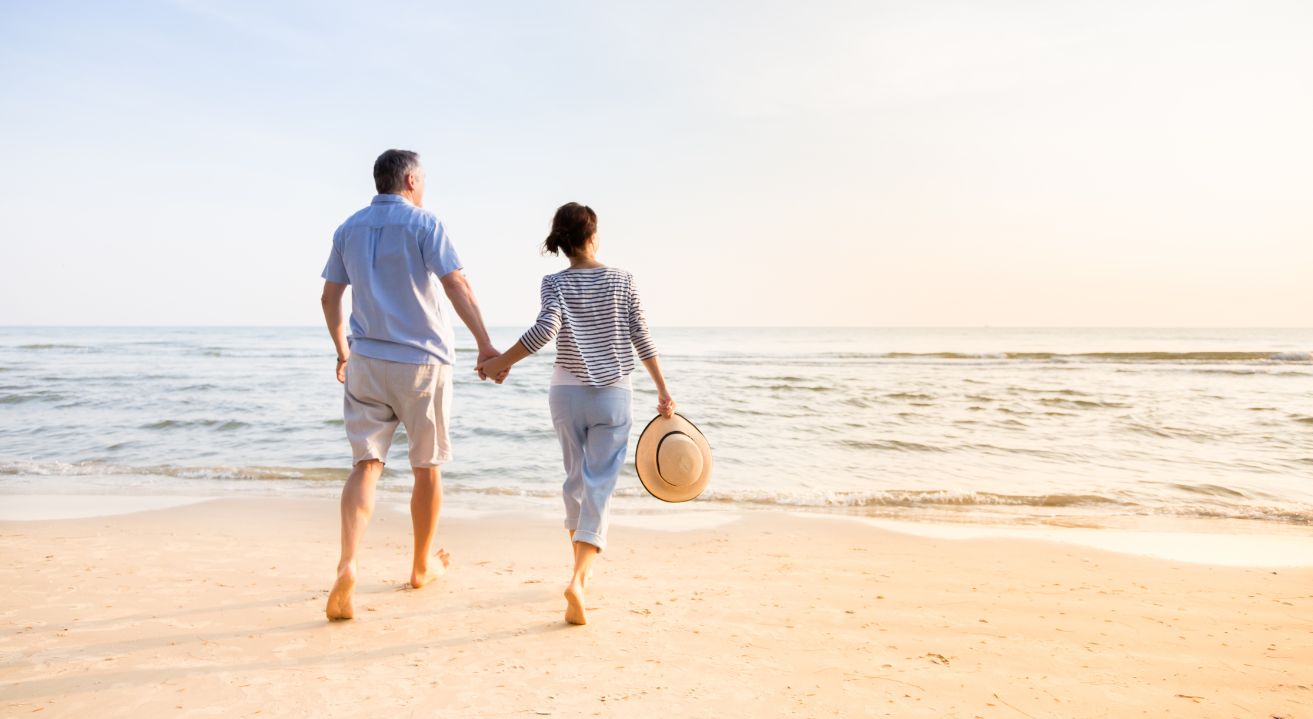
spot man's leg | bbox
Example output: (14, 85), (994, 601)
(409, 465), (451, 588)
(327, 458), (384, 621)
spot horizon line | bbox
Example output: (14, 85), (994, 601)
(2, 324), (1311, 331)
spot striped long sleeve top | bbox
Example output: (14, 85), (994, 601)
(519, 267), (658, 387)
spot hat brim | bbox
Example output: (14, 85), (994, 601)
(634, 412), (712, 503)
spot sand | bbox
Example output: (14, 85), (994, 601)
(1, 496), (1310, 718)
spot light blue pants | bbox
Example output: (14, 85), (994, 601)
(549, 385), (633, 552)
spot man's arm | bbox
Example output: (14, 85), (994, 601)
(439, 269), (498, 374)
(320, 280), (350, 383)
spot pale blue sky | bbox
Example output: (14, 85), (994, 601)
(1, 1), (1310, 327)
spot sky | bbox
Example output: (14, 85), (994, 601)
(0, 0), (1310, 327)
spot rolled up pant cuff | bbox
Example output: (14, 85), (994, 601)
(571, 529), (606, 552)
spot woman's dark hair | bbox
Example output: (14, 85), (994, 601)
(543, 202), (597, 258)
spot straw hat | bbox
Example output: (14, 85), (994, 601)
(635, 413), (712, 503)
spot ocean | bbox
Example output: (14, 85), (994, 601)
(1, 326), (1311, 526)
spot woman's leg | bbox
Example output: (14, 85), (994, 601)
(550, 387), (586, 538)
(564, 541), (598, 625)
(564, 388), (633, 625)
(571, 389), (632, 552)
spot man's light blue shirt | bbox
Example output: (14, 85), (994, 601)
(321, 194), (462, 365)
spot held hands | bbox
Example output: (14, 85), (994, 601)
(474, 346), (508, 383)
(475, 350), (511, 384)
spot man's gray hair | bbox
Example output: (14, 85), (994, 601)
(373, 149), (422, 194)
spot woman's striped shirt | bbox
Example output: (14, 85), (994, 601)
(519, 267), (658, 387)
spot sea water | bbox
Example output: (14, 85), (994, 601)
(1, 326), (1310, 526)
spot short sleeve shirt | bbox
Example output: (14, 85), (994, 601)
(321, 194), (463, 365)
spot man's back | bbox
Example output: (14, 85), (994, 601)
(322, 194), (462, 365)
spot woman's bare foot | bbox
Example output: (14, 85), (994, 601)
(326, 564), (357, 621)
(409, 548), (452, 589)
(564, 580), (587, 625)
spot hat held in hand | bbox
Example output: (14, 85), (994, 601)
(635, 413), (712, 503)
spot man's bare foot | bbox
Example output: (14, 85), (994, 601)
(564, 580), (587, 625)
(409, 548), (452, 589)
(326, 565), (356, 621)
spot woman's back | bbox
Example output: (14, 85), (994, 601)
(520, 266), (657, 387)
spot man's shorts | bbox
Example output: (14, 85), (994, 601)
(343, 354), (453, 467)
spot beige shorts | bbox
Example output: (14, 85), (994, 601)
(343, 354), (453, 467)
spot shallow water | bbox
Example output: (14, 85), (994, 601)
(1, 326), (1311, 525)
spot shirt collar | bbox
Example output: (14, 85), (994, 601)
(371, 194), (410, 205)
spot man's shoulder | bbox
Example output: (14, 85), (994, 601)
(337, 205), (375, 231)
(398, 204), (442, 231)
(339, 203), (442, 231)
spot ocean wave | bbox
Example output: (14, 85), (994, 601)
(420, 483), (1312, 523)
(711, 489), (1311, 524)
(139, 419), (251, 431)
(6, 460), (1311, 524)
(885, 392), (934, 400)
(1153, 504), (1313, 525)
(434, 484), (1127, 509)
(689, 487), (1132, 509)
(1168, 482), (1248, 498)
(1037, 397), (1130, 409)
(0, 460), (348, 482)
(836, 350), (1313, 364)
(745, 383), (834, 393)
(0, 390), (64, 405)
(1125, 423), (1218, 441)
(838, 439), (947, 453)
(14, 343), (97, 352)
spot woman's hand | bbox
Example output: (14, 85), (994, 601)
(657, 390), (675, 418)
(476, 341), (531, 385)
(476, 354), (512, 384)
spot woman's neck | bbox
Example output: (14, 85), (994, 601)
(568, 254), (604, 269)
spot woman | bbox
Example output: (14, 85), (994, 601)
(477, 202), (675, 625)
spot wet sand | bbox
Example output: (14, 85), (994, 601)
(1, 496), (1310, 717)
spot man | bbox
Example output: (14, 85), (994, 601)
(319, 149), (499, 621)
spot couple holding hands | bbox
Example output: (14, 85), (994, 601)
(319, 149), (709, 626)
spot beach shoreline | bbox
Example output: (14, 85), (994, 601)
(5, 475), (1313, 567)
(2, 495), (1309, 718)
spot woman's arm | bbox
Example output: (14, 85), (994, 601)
(479, 340), (531, 384)
(628, 275), (673, 416)
(642, 355), (675, 418)
(478, 277), (560, 383)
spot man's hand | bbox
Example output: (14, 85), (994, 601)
(321, 280), (351, 382)
(476, 340), (530, 385)
(476, 346), (500, 381)
(336, 355), (349, 384)
(476, 352), (512, 384)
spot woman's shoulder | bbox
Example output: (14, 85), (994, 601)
(550, 266), (630, 280)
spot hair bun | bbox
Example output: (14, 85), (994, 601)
(542, 203), (597, 258)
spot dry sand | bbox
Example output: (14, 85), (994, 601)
(1, 496), (1310, 718)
